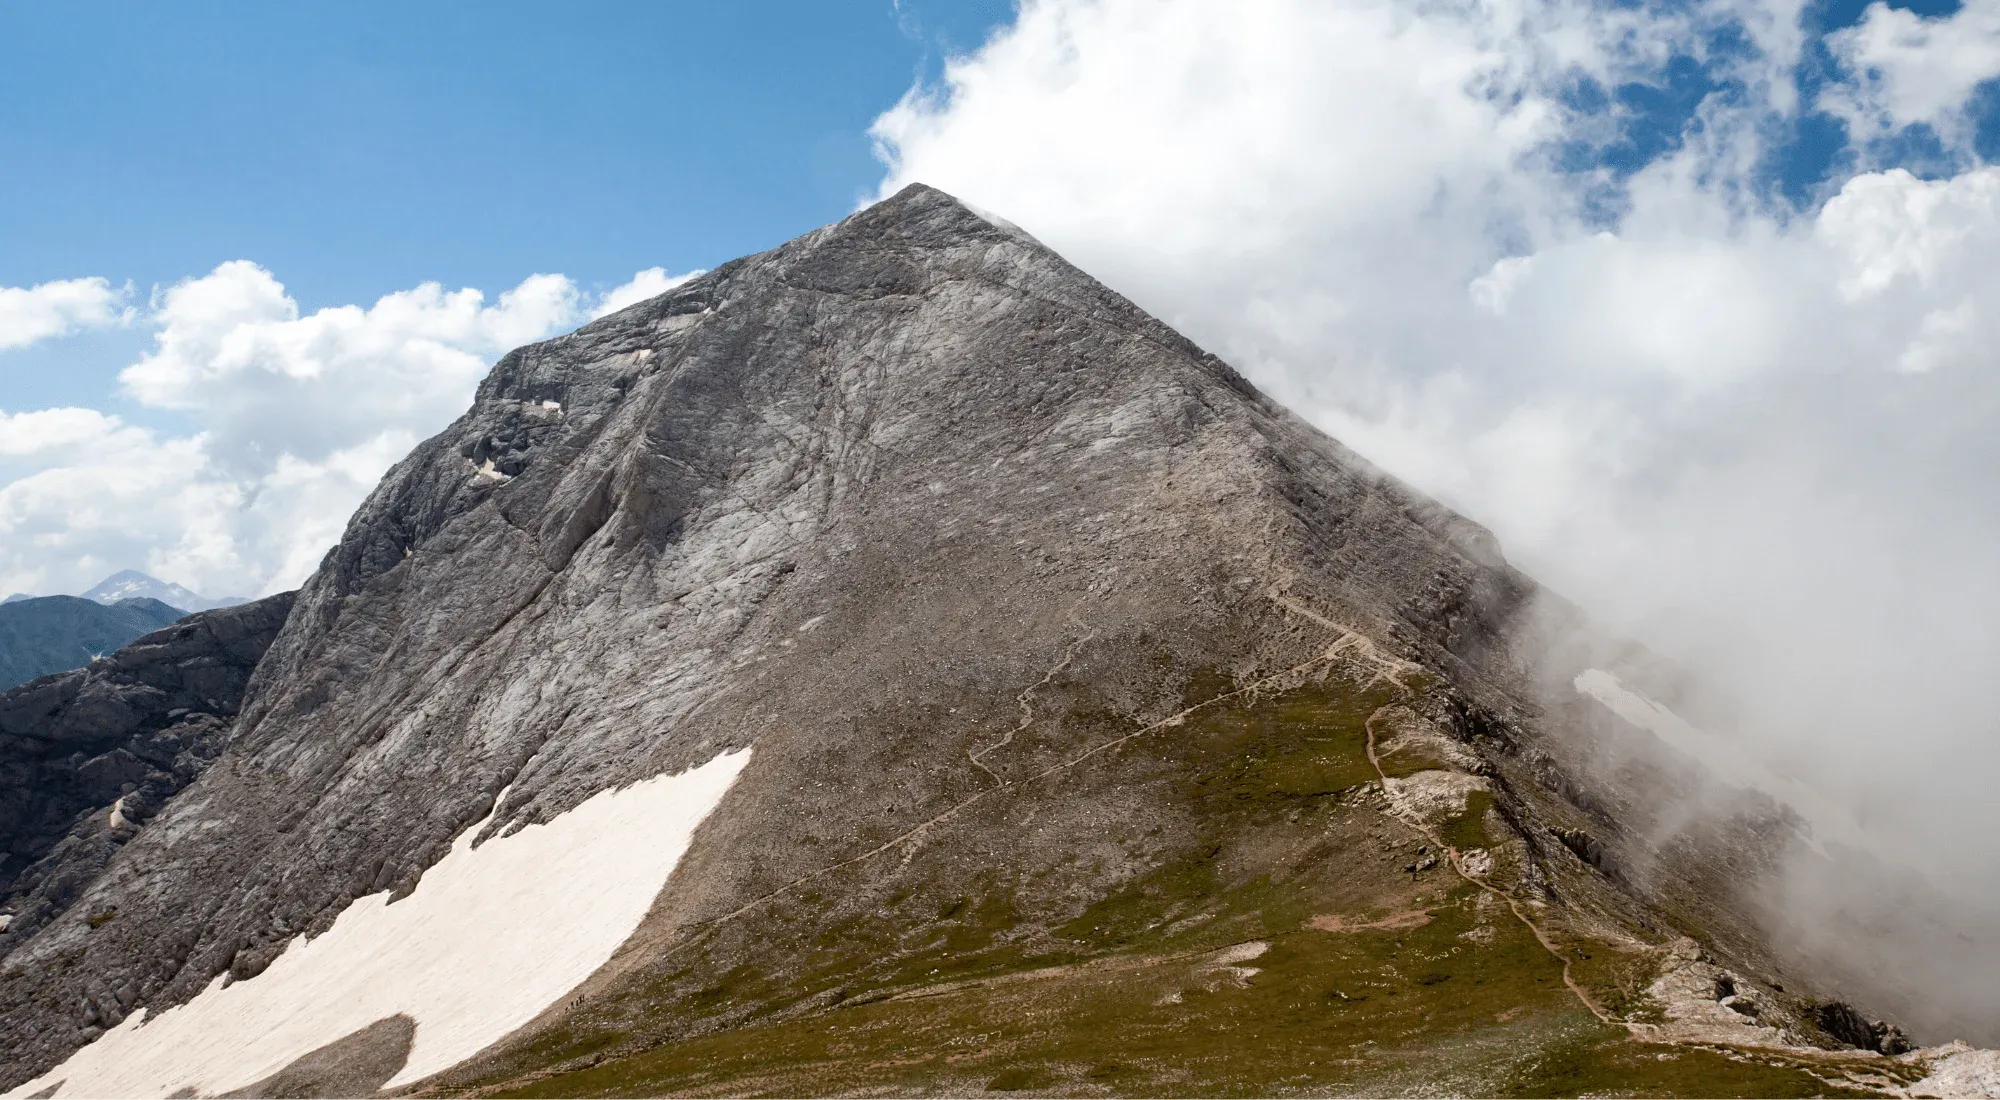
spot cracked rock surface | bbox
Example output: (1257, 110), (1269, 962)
(0, 593), (295, 951)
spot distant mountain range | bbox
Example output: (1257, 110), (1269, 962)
(0, 572), (245, 690)
(76, 570), (247, 613)
(0, 595), (186, 691)
(5, 570), (247, 614)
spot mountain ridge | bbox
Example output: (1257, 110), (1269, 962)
(0, 596), (186, 692)
(0, 593), (297, 950)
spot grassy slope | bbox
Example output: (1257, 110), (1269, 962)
(459, 670), (1878, 1098)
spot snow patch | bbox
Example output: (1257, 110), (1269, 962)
(8, 748), (752, 1099)
(1909, 1044), (2000, 1097)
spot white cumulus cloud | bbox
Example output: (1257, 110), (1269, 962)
(0, 277), (131, 351)
(1826, 0), (2000, 148)
(591, 266), (703, 319)
(0, 264), (683, 601)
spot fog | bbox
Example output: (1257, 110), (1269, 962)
(872, 0), (2000, 1040)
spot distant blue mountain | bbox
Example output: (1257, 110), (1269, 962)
(0, 595), (187, 690)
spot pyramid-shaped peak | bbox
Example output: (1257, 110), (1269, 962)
(865, 181), (978, 221)
(825, 181), (1027, 249)
(8, 171), (1962, 1100)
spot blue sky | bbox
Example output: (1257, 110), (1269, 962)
(0, 1), (1013, 412)
(5, 0), (1995, 419)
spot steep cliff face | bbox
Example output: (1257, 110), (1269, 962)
(0, 593), (295, 944)
(0, 187), (1973, 1097)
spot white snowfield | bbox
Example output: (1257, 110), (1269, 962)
(7, 748), (751, 1099)
(1574, 669), (1874, 858)
(1909, 1044), (2000, 1097)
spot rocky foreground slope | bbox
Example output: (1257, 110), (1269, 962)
(0, 186), (1993, 1098)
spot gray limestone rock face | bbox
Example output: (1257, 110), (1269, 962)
(0, 593), (296, 951)
(0, 186), (1935, 1092)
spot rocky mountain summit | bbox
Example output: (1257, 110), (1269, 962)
(0, 185), (1992, 1097)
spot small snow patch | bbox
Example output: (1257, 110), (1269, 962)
(1910, 1044), (2000, 1097)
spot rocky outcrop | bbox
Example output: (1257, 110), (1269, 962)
(0, 593), (295, 946)
(1816, 1000), (1915, 1056)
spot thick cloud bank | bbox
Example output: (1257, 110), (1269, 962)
(0, 264), (694, 601)
(870, 0), (2000, 976)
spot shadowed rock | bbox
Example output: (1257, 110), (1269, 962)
(0, 596), (185, 691)
(0, 593), (296, 946)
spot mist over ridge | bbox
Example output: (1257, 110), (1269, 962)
(871, 0), (2000, 923)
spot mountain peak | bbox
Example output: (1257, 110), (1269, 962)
(77, 570), (246, 613)
(4, 191), (1987, 1098)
